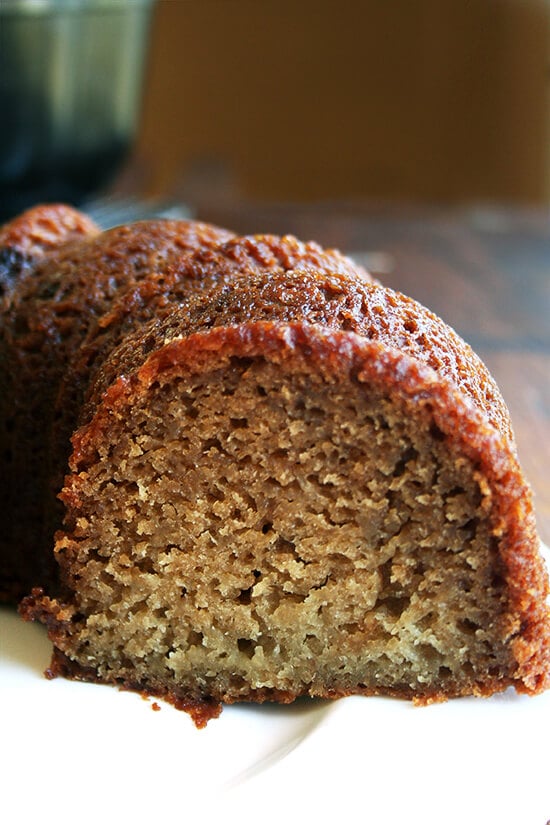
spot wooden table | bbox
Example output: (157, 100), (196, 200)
(191, 200), (550, 544)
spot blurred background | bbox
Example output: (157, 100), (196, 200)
(2, 0), (549, 217)
(135, 0), (550, 208)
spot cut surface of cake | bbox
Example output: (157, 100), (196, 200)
(23, 323), (549, 725)
(0, 205), (547, 725)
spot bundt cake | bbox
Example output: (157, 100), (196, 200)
(1, 204), (548, 726)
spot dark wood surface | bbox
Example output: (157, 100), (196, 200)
(192, 200), (550, 544)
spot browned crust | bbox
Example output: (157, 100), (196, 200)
(67, 232), (375, 409)
(3, 218), (235, 325)
(0, 203), (99, 266)
(80, 270), (514, 443)
(92, 231), (374, 332)
(30, 322), (548, 708)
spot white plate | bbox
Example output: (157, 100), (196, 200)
(1, 545), (549, 825)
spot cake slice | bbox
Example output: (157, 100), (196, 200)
(22, 272), (550, 725)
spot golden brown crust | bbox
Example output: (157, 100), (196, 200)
(81, 269), (513, 442)
(0, 203), (98, 254)
(3, 218), (235, 343)
(67, 232), (374, 404)
(0, 204), (99, 297)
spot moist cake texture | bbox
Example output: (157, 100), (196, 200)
(0, 205), (548, 724)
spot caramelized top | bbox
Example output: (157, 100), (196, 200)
(83, 267), (514, 443)
(0, 204), (98, 299)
